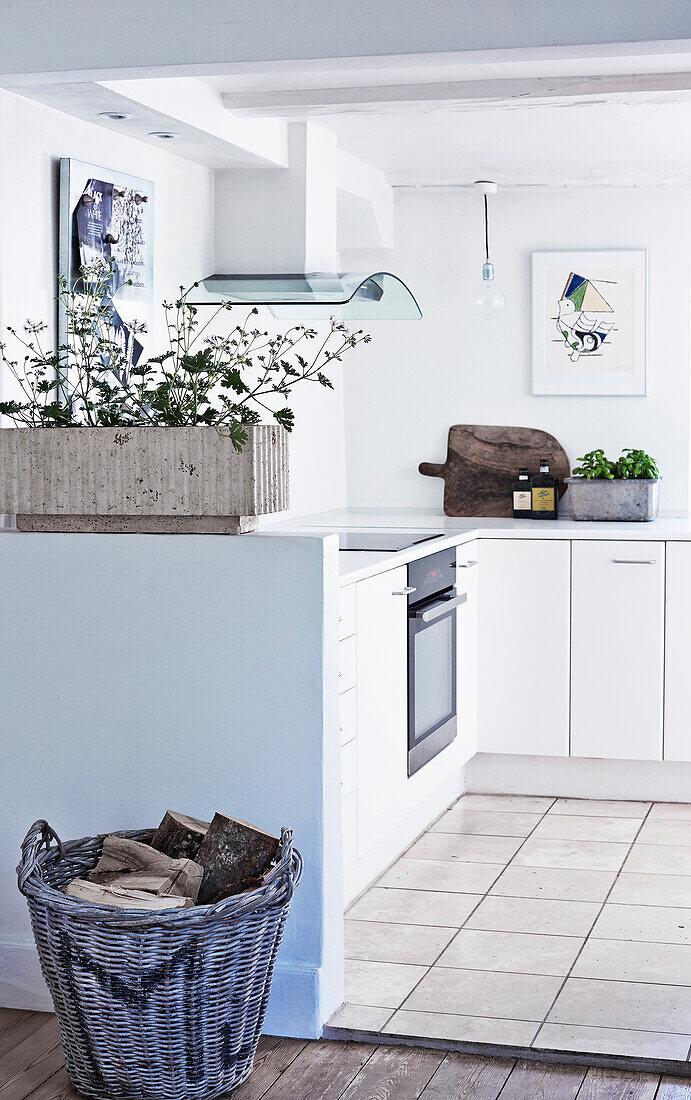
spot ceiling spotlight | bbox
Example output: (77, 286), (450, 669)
(148, 131), (180, 140)
(98, 111), (132, 121)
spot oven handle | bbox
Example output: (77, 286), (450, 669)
(411, 591), (467, 623)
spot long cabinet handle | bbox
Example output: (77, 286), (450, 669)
(452, 560), (478, 569)
(611, 559), (657, 565)
(392, 586), (417, 595)
(412, 591), (468, 622)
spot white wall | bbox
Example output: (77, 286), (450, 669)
(0, 531), (344, 1038)
(343, 187), (691, 516)
(0, 89), (214, 367)
(274, 364), (347, 521)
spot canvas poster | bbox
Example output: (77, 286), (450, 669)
(59, 158), (154, 373)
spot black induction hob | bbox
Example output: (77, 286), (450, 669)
(334, 531), (445, 552)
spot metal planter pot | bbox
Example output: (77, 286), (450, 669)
(0, 424), (288, 533)
(565, 477), (659, 522)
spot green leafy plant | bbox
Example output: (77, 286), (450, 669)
(573, 447), (659, 480)
(0, 261), (371, 452)
(572, 449), (616, 480)
(613, 448), (659, 480)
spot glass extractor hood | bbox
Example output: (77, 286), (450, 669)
(186, 272), (422, 320)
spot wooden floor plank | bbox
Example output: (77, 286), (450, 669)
(259, 1039), (377, 1100)
(0, 1017), (64, 1100)
(14, 1067), (78, 1100)
(0, 1015), (28, 1038)
(0, 1015), (51, 1062)
(420, 1051), (516, 1100)
(340, 1044), (444, 1100)
(499, 1058), (587, 1100)
(0, 1014), (679, 1100)
(655, 1077), (691, 1100)
(231, 1036), (309, 1100)
(576, 1066), (659, 1100)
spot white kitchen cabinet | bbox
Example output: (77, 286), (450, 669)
(338, 584), (356, 640)
(341, 790), (358, 870)
(340, 738), (357, 797)
(356, 564), (409, 857)
(663, 543), (691, 761)
(455, 540), (479, 761)
(339, 687), (357, 747)
(338, 635), (357, 694)
(571, 540), (664, 761)
(477, 539), (570, 756)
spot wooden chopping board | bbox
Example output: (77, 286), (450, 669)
(419, 425), (570, 517)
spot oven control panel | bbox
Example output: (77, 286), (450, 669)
(407, 547), (457, 604)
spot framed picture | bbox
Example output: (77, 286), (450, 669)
(59, 158), (155, 376)
(532, 250), (647, 395)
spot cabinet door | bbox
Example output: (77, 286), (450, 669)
(478, 539), (570, 756)
(664, 543), (691, 761)
(571, 541), (664, 761)
(455, 541), (479, 762)
(356, 565), (408, 856)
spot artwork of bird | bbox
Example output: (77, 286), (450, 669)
(557, 272), (615, 362)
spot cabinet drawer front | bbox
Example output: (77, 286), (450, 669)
(339, 687), (357, 746)
(339, 585), (357, 640)
(341, 738), (358, 797)
(341, 790), (358, 869)
(571, 540), (664, 761)
(339, 635), (357, 694)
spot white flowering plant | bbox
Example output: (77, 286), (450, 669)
(0, 261), (370, 451)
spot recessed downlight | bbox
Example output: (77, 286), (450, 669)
(148, 131), (180, 140)
(98, 111), (132, 121)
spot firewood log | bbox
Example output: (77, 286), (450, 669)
(195, 814), (280, 904)
(64, 879), (194, 910)
(151, 811), (210, 861)
(88, 835), (203, 901)
(87, 870), (193, 897)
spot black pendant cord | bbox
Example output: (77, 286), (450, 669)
(484, 194), (490, 264)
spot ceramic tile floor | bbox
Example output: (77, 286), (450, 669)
(330, 794), (691, 1066)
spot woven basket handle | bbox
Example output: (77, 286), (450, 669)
(278, 827), (299, 903)
(18, 820), (64, 894)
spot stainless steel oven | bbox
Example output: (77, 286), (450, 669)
(407, 548), (466, 776)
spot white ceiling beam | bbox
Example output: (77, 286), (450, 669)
(100, 78), (288, 168)
(221, 71), (691, 116)
(6, 78), (288, 170)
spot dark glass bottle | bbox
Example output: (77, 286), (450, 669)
(512, 468), (531, 518)
(531, 458), (558, 520)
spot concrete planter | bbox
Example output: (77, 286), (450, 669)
(0, 425), (288, 533)
(565, 477), (659, 522)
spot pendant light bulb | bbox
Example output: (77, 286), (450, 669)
(471, 263), (505, 320)
(471, 181), (505, 320)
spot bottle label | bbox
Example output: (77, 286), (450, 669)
(532, 487), (556, 512)
(513, 490), (531, 510)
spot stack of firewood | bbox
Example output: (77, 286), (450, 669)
(63, 811), (280, 910)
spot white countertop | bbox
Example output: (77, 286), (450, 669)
(267, 507), (691, 585)
(6, 508), (689, 586)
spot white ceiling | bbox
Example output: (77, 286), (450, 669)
(309, 93), (691, 187)
(201, 50), (691, 187)
(7, 45), (691, 187)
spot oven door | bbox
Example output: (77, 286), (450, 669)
(407, 589), (466, 776)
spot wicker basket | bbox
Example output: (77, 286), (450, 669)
(17, 819), (302, 1100)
